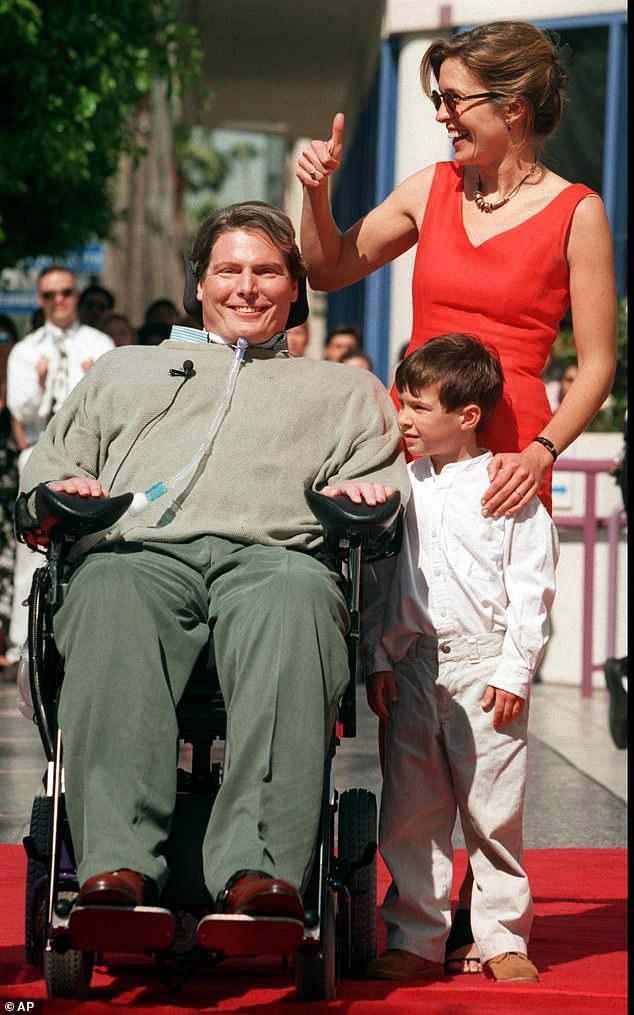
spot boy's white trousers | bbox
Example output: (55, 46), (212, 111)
(379, 632), (532, 964)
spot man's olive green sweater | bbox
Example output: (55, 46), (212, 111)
(21, 339), (408, 553)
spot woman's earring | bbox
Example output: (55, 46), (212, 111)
(505, 118), (512, 131)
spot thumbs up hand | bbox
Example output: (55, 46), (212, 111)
(297, 112), (345, 187)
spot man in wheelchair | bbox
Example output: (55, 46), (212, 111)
(19, 203), (407, 946)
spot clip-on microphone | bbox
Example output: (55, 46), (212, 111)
(169, 360), (195, 379)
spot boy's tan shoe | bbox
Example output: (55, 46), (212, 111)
(483, 952), (539, 982)
(366, 948), (444, 980)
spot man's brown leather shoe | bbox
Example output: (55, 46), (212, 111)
(77, 868), (150, 907)
(219, 870), (304, 921)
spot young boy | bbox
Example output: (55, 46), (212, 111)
(365, 334), (558, 983)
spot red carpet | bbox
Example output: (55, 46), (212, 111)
(0, 845), (626, 1014)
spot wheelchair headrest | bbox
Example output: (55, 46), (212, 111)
(183, 253), (309, 331)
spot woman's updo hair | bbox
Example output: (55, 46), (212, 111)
(420, 21), (570, 154)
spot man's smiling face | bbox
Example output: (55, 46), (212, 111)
(196, 228), (298, 344)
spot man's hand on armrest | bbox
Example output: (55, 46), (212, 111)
(47, 478), (109, 498)
(322, 480), (394, 505)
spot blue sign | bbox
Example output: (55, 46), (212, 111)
(66, 242), (107, 274)
(1, 242), (107, 317)
(0, 289), (38, 315)
(27, 242), (106, 276)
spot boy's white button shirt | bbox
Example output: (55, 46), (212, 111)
(374, 451), (559, 699)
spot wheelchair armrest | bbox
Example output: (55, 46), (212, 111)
(15, 485), (134, 547)
(305, 488), (402, 558)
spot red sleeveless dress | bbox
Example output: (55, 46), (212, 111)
(400, 161), (596, 513)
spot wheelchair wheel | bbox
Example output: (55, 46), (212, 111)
(294, 885), (337, 1001)
(44, 945), (93, 999)
(338, 788), (378, 976)
(24, 794), (50, 965)
(43, 894), (93, 1000)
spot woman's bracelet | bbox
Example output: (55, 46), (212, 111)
(532, 436), (558, 461)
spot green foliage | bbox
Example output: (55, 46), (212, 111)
(554, 298), (628, 432)
(0, 0), (201, 268)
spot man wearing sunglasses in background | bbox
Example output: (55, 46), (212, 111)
(3, 266), (113, 679)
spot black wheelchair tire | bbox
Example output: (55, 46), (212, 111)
(43, 893), (93, 999)
(293, 885), (337, 1001)
(337, 788), (378, 976)
(43, 943), (93, 1000)
(24, 794), (50, 965)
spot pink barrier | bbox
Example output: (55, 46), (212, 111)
(553, 458), (627, 697)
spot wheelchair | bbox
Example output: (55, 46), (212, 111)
(17, 482), (402, 1001)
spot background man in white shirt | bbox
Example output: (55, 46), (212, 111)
(364, 334), (558, 985)
(3, 266), (113, 673)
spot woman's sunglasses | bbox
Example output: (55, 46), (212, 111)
(430, 89), (507, 114)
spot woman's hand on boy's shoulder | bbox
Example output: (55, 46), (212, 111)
(366, 670), (398, 720)
(482, 449), (544, 518)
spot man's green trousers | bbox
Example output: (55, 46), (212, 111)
(55, 536), (350, 899)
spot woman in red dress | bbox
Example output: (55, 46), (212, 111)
(297, 20), (616, 975)
(297, 21), (616, 519)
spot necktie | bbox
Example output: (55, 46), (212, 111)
(50, 330), (69, 415)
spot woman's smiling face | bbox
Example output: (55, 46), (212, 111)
(435, 57), (510, 166)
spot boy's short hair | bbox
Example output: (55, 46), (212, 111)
(395, 333), (504, 429)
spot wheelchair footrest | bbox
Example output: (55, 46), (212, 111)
(68, 905), (176, 952)
(196, 913), (304, 955)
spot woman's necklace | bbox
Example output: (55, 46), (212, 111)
(473, 162), (539, 214)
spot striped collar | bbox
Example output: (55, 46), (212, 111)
(169, 324), (288, 352)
